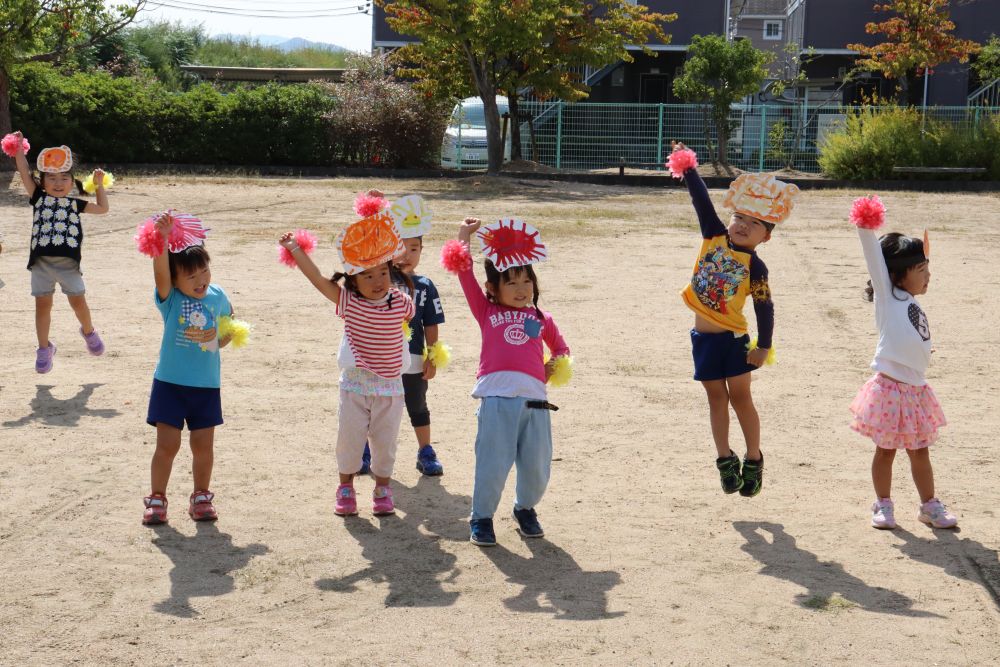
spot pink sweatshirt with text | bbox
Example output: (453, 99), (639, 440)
(458, 267), (570, 383)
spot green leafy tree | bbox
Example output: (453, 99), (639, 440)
(381, 0), (673, 173)
(0, 1), (144, 162)
(972, 34), (1000, 85)
(672, 34), (773, 167)
(847, 0), (980, 105)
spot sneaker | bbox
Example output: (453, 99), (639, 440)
(740, 453), (764, 497)
(416, 444), (444, 476)
(918, 498), (958, 529)
(35, 342), (56, 374)
(469, 518), (496, 547)
(80, 327), (105, 356)
(372, 485), (395, 516)
(357, 444), (371, 476)
(871, 498), (897, 529)
(142, 493), (168, 525)
(716, 451), (743, 494)
(188, 489), (218, 521)
(334, 484), (358, 516)
(513, 507), (544, 538)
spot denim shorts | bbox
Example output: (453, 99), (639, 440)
(690, 329), (756, 381)
(147, 379), (223, 431)
(30, 256), (85, 297)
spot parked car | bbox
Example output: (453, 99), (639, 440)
(440, 96), (513, 169)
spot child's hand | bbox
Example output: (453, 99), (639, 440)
(458, 217), (481, 241)
(366, 188), (384, 198)
(544, 358), (557, 381)
(93, 168), (105, 189)
(219, 333), (233, 348)
(13, 131), (25, 157)
(746, 347), (769, 368)
(422, 358), (437, 381)
(671, 141), (687, 153)
(154, 212), (174, 239)
(278, 231), (300, 251)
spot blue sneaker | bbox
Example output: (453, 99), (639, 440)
(416, 444), (444, 476)
(469, 518), (496, 547)
(512, 507), (544, 538)
(357, 444), (371, 476)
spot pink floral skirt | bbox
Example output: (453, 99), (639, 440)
(850, 374), (946, 450)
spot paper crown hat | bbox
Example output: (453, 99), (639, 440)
(37, 146), (73, 174)
(476, 218), (548, 273)
(337, 210), (405, 275)
(722, 173), (799, 225)
(389, 195), (432, 239)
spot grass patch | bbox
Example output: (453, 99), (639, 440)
(799, 593), (857, 611)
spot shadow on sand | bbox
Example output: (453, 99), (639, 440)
(2, 383), (120, 427)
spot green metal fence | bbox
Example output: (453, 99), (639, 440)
(446, 100), (1000, 173)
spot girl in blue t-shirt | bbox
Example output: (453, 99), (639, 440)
(142, 214), (234, 526)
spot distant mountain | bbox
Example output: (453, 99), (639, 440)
(213, 33), (349, 53)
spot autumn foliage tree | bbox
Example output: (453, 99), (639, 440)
(848, 0), (980, 104)
(380, 0), (674, 174)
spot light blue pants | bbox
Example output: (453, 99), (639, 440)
(471, 396), (553, 520)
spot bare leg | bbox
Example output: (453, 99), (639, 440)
(151, 423), (183, 495)
(339, 473), (355, 484)
(189, 427), (215, 491)
(872, 447), (896, 499)
(726, 373), (761, 461)
(374, 475), (391, 487)
(701, 379), (732, 458)
(67, 294), (94, 334)
(906, 448), (935, 503)
(35, 295), (53, 347)
(414, 425), (431, 448)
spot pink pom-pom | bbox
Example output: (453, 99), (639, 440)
(1, 133), (30, 158)
(354, 192), (388, 218)
(850, 195), (886, 230)
(134, 220), (165, 258)
(666, 148), (698, 179)
(440, 239), (472, 274)
(278, 228), (318, 268)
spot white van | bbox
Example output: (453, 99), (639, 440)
(440, 96), (513, 168)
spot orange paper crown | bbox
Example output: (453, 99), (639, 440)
(722, 173), (799, 224)
(337, 210), (405, 275)
(37, 146), (73, 174)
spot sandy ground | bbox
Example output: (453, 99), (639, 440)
(1, 173), (999, 666)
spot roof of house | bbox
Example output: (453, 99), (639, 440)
(731, 0), (788, 17)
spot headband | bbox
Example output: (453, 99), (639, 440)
(723, 173), (799, 224)
(476, 218), (548, 273)
(37, 146), (73, 173)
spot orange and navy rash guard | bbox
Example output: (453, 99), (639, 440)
(679, 169), (775, 349)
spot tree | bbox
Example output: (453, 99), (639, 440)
(0, 1), (144, 164)
(380, 0), (674, 174)
(972, 34), (1000, 84)
(672, 34), (773, 168)
(847, 0), (980, 105)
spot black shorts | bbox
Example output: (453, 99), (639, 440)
(690, 330), (756, 381)
(147, 379), (223, 431)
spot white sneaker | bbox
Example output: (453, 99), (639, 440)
(918, 498), (958, 528)
(871, 498), (897, 529)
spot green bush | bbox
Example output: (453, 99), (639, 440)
(818, 105), (1000, 179)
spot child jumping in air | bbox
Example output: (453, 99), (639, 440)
(11, 136), (109, 373)
(278, 211), (414, 517)
(848, 196), (956, 530)
(673, 143), (798, 497)
(444, 217), (571, 547)
(143, 213), (234, 525)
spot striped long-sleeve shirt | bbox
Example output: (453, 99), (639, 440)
(336, 287), (414, 379)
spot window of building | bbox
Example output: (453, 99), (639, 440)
(611, 67), (625, 87)
(764, 20), (783, 41)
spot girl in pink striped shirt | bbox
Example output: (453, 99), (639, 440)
(447, 217), (571, 547)
(279, 231), (414, 517)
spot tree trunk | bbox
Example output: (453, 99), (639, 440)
(716, 112), (730, 168)
(509, 94), (522, 161)
(478, 89), (503, 175)
(0, 67), (13, 172)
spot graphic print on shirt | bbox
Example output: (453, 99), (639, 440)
(907, 303), (930, 341)
(178, 299), (219, 352)
(691, 246), (747, 314)
(31, 196), (81, 251)
(488, 310), (540, 346)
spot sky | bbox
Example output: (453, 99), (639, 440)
(131, 1), (375, 53)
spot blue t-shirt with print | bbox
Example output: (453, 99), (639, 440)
(405, 274), (445, 355)
(153, 284), (232, 388)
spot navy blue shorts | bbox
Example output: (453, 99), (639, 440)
(147, 379), (224, 431)
(691, 330), (756, 381)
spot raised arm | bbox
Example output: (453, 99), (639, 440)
(279, 231), (341, 303)
(857, 227), (891, 303)
(12, 133), (37, 198)
(683, 168), (727, 238)
(152, 215), (173, 301)
(456, 217), (489, 322)
(85, 169), (110, 214)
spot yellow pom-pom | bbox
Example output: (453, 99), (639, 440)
(403, 321), (412, 341)
(547, 355), (573, 387)
(423, 341), (451, 369)
(218, 316), (251, 349)
(745, 337), (776, 365)
(82, 170), (114, 195)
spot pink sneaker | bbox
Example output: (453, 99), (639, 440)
(372, 485), (395, 516)
(918, 498), (958, 528)
(142, 493), (168, 525)
(871, 498), (896, 529)
(188, 489), (218, 521)
(35, 342), (56, 374)
(334, 484), (357, 516)
(80, 327), (105, 356)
